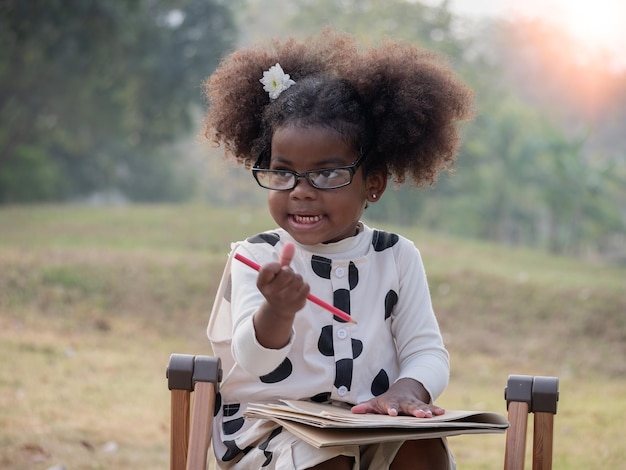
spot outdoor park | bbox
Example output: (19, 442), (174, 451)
(1, 205), (624, 468)
(1, 1), (625, 469)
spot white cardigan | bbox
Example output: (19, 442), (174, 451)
(208, 223), (449, 407)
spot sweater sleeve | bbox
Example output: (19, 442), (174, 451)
(229, 244), (296, 376)
(391, 240), (449, 402)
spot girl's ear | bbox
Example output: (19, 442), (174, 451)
(366, 168), (387, 203)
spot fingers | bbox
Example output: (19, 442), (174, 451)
(401, 401), (445, 418)
(351, 400), (394, 415)
(257, 242), (298, 290)
(351, 398), (444, 418)
(279, 242), (295, 267)
(254, 242), (295, 285)
(400, 401), (431, 418)
(256, 262), (280, 285)
(350, 402), (371, 414)
(410, 408), (433, 418)
(407, 404), (445, 418)
(257, 262), (301, 290)
(254, 244), (309, 313)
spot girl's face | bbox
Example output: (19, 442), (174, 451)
(267, 125), (385, 245)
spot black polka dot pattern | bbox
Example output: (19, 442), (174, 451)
(348, 261), (359, 289)
(384, 290), (398, 320)
(317, 325), (334, 356)
(247, 232), (281, 245)
(334, 358), (353, 391)
(223, 403), (240, 417)
(368, 232), (397, 398)
(351, 338), (363, 359)
(214, 392), (222, 417)
(372, 230), (399, 251)
(371, 369), (390, 396)
(222, 403), (244, 435)
(310, 252), (370, 399)
(259, 358), (293, 384)
(223, 417), (244, 435)
(310, 392), (331, 403)
(258, 427), (282, 467)
(224, 274), (232, 302)
(221, 440), (251, 462)
(332, 289), (350, 323)
(311, 255), (332, 279)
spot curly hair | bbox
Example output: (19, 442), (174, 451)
(203, 30), (473, 186)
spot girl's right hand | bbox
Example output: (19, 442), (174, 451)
(256, 242), (309, 321)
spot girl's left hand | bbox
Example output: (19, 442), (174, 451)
(351, 378), (445, 418)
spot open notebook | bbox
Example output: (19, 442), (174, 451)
(245, 400), (509, 448)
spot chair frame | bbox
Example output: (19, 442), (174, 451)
(166, 354), (558, 470)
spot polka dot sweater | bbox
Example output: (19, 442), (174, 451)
(207, 223), (449, 466)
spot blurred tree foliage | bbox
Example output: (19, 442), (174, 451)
(0, 0), (236, 202)
(1, 0), (623, 257)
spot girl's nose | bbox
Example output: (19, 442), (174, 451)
(289, 176), (317, 199)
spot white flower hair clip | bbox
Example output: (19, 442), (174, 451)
(260, 63), (296, 100)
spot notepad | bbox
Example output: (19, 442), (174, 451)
(244, 400), (509, 448)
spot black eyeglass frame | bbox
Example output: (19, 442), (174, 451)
(251, 151), (368, 191)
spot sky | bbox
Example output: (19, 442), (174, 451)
(424, 0), (626, 66)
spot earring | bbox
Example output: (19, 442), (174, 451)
(372, 194), (377, 199)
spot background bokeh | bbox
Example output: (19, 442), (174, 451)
(1, 1), (625, 468)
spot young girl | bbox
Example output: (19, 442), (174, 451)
(204, 30), (473, 470)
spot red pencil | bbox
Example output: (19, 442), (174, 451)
(234, 252), (357, 324)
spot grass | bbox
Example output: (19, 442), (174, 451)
(0, 204), (624, 469)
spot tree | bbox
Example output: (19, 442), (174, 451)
(0, 0), (236, 202)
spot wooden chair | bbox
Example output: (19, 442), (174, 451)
(166, 354), (559, 470)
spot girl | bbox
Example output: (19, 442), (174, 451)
(204, 30), (473, 469)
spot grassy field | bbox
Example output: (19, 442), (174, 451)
(0, 204), (624, 469)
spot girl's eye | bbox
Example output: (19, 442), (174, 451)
(317, 169), (340, 178)
(274, 170), (293, 180)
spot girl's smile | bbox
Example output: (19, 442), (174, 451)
(290, 214), (323, 225)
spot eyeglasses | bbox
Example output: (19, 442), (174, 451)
(252, 152), (367, 191)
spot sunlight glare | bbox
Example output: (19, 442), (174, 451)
(509, 0), (626, 68)
(426, 0), (626, 69)
(558, 0), (623, 49)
